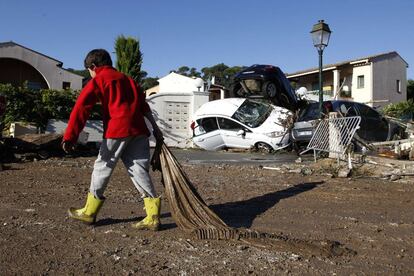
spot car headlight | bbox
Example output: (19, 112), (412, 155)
(266, 131), (286, 138)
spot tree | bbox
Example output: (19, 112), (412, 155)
(142, 77), (159, 91)
(140, 70), (148, 79)
(168, 63), (246, 89)
(171, 66), (201, 78)
(407, 79), (414, 100)
(201, 64), (246, 89)
(201, 63), (228, 81)
(189, 67), (201, 78)
(114, 35), (144, 83)
(175, 66), (190, 75)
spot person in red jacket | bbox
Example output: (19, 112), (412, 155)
(63, 49), (163, 231)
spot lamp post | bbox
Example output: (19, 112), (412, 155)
(310, 20), (331, 118)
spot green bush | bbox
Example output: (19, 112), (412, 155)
(0, 83), (102, 132)
(382, 99), (414, 121)
(0, 83), (48, 131)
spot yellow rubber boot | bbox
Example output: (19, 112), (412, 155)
(68, 193), (104, 224)
(132, 197), (161, 231)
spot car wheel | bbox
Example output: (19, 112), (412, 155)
(279, 93), (290, 109)
(255, 142), (273, 153)
(292, 142), (303, 156)
(262, 81), (277, 98)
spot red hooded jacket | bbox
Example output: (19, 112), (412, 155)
(63, 66), (150, 143)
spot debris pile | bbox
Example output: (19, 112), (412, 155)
(262, 155), (414, 183)
(372, 122), (414, 160)
(0, 133), (98, 164)
(0, 133), (63, 162)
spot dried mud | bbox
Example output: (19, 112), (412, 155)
(0, 156), (413, 275)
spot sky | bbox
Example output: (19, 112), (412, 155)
(1, 0), (413, 79)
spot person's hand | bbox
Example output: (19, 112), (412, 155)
(153, 128), (164, 143)
(62, 140), (75, 153)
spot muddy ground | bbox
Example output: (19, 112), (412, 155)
(0, 154), (413, 275)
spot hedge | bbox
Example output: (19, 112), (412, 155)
(0, 83), (101, 132)
(382, 99), (414, 121)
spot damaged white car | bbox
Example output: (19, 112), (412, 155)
(191, 98), (292, 152)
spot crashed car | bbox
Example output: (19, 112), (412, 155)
(291, 100), (405, 152)
(191, 98), (292, 153)
(231, 64), (299, 111)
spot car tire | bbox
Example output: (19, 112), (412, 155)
(278, 93), (291, 109)
(262, 81), (278, 98)
(292, 142), (303, 156)
(255, 142), (273, 153)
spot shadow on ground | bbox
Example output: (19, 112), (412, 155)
(93, 182), (322, 230)
(95, 214), (177, 231)
(211, 182), (323, 228)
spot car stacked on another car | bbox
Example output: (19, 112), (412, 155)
(191, 98), (292, 153)
(291, 100), (405, 152)
(231, 64), (300, 111)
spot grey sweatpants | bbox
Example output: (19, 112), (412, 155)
(89, 135), (156, 199)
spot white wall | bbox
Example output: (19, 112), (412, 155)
(158, 72), (204, 93)
(46, 119), (103, 143)
(146, 91), (209, 148)
(372, 55), (407, 108)
(351, 64), (373, 105)
(45, 90), (211, 148)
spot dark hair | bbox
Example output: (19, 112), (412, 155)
(84, 49), (113, 69)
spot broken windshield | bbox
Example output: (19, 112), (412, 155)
(232, 99), (272, 128)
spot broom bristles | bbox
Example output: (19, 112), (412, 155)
(156, 143), (230, 234)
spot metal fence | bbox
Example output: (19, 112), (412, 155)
(305, 116), (361, 155)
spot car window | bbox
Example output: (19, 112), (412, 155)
(298, 103), (320, 121)
(335, 102), (358, 117)
(217, 117), (244, 131)
(357, 104), (379, 118)
(231, 99), (272, 128)
(194, 117), (218, 136)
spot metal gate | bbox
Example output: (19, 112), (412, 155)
(303, 116), (361, 157)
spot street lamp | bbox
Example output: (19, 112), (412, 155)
(310, 20), (331, 118)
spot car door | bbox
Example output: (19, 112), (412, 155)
(217, 117), (253, 149)
(356, 104), (388, 141)
(192, 117), (225, 150)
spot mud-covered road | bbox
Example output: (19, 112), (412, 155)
(0, 154), (413, 275)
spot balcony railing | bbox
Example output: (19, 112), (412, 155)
(307, 89), (333, 96)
